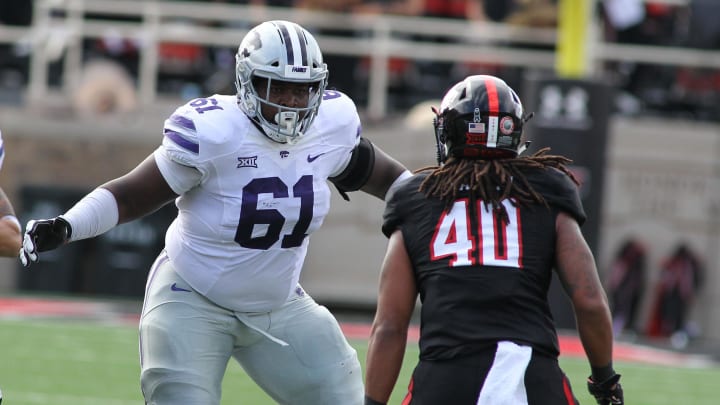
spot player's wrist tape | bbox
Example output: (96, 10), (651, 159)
(591, 363), (616, 382)
(364, 395), (386, 405)
(61, 187), (119, 242)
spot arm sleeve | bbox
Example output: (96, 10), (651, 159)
(329, 137), (375, 192)
(62, 188), (119, 241)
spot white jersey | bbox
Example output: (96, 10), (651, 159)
(154, 91), (361, 312)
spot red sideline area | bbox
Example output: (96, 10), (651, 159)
(0, 296), (714, 367)
(342, 326), (716, 368)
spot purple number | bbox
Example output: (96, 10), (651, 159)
(235, 175), (314, 250)
(282, 175), (314, 248)
(190, 97), (223, 114)
(322, 90), (342, 100)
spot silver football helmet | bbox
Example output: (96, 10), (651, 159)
(235, 20), (328, 143)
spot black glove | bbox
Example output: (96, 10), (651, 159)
(587, 373), (624, 405)
(19, 217), (72, 267)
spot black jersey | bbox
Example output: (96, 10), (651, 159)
(382, 167), (585, 361)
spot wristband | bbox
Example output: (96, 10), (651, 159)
(591, 363), (616, 382)
(364, 395), (386, 405)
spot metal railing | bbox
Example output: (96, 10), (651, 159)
(0, 0), (716, 120)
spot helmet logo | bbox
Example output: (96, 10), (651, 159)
(240, 31), (263, 58)
(499, 116), (515, 135)
(468, 108), (486, 145)
(473, 107), (481, 123)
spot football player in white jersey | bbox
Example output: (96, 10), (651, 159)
(19, 20), (411, 405)
(0, 129), (22, 257)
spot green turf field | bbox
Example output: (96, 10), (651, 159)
(0, 318), (718, 404)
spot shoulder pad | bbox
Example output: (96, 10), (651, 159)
(312, 90), (361, 147)
(161, 95), (245, 166)
(531, 168), (586, 225)
(382, 174), (427, 237)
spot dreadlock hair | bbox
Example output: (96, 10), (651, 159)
(417, 147), (580, 224)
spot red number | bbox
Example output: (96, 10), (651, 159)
(430, 199), (522, 268)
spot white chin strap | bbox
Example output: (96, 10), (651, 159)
(275, 111), (299, 134)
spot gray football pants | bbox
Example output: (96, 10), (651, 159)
(139, 255), (363, 404)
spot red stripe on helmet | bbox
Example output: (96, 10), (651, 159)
(485, 77), (499, 115)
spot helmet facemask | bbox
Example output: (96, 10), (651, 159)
(239, 73), (324, 143)
(432, 106), (449, 165)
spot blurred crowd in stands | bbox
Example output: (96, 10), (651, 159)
(1, 0), (719, 121)
(599, 0), (720, 121)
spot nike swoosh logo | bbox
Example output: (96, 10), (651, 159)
(170, 283), (191, 292)
(307, 153), (326, 162)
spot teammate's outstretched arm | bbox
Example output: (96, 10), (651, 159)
(0, 186), (21, 257)
(19, 154), (179, 267)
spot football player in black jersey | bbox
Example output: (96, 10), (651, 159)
(364, 75), (623, 405)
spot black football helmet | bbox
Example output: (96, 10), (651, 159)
(433, 75), (532, 164)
